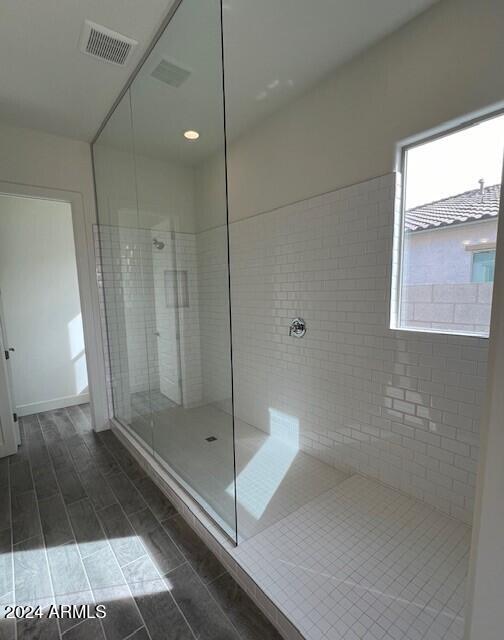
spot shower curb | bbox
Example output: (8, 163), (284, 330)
(108, 418), (305, 640)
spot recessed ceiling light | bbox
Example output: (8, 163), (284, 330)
(184, 130), (199, 140)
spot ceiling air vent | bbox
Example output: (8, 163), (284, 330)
(151, 59), (191, 87)
(80, 20), (137, 66)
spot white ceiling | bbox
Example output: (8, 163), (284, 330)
(105, 0), (440, 165)
(0, 0), (439, 151)
(223, 0), (440, 142)
(0, 0), (176, 141)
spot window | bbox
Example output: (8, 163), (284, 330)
(392, 112), (504, 337)
(472, 250), (496, 283)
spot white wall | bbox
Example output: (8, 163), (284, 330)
(0, 195), (88, 414)
(217, 0), (504, 223)
(405, 221), (498, 285)
(93, 144), (197, 234)
(0, 122), (109, 428)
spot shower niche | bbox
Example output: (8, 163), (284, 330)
(164, 270), (189, 308)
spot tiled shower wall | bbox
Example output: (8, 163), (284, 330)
(95, 174), (487, 524)
(152, 231), (203, 407)
(229, 174), (487, 523)
(197, 226), (233, 411)
(94, 225), (115, 418)
(95, 225), (158, 404)
(95, 225), (203, 416)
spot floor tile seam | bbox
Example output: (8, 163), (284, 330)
(26, 413), (63, 638)
(98, 435), (185, 541)
(120, 625), (146, 640)
(38, 411), (118, 637)
(202, 566), (228, 587)
(9, 486), (36, 500)
(298, 489), (445, 584)
(158, 514), (229, 583)
(107, 434), (235, 640)
(238, 524), (466, 632)
(73, 463), (121, 513)
(59, 617), (87, 637)
(277, 556), (464, 634)
(273, 557), (458, 623)
(172, 560), (249, 640)
(381, 518), (468, 612)
(417, 560), (469, 627)
(57, 410), (137, 640)
(243, 503), (425, 590)
(94, 476), (172, 640)
(6, 440), (16, 640)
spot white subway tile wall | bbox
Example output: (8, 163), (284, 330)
(229, 174), (487, 523)
(95, 173), (487, 524)
(93, 224), (114, 418)
(196, 226), (233, 410)
(94, 225), (203, 419)
(95, 224), (137, 422)
(152, 231), (203, 407)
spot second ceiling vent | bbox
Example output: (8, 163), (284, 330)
(80, 20), (137, 66)
(151, 59), (191, 88)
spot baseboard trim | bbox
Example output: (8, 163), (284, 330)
(17, 393), (90, 416)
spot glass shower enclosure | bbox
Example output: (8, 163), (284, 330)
(92, 0), (237, 541)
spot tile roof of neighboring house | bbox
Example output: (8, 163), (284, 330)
(405, 183), (501, 232)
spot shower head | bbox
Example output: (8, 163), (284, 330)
(152, 238), (165, 250)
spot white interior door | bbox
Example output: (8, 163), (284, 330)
(0, 295), (18, 457)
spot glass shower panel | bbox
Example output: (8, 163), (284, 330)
(222, 3), (357, 542)
(129, 0), (237, 539)
(93, 91), (153, 451)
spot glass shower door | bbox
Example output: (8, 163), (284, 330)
(128, 0), (237, 539)
(93, 92), (154, 452)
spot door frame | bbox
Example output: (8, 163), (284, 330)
(0, 288), (20, 445)
(0, 306), (17, 457)
(0, 181), (109, 432)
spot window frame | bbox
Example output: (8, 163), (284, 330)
(390, 107), (504, 339)
(471, 249), (496, 284)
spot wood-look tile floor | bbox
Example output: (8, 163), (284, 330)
(0, 404), (282, 640)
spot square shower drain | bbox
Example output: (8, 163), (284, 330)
(205, 436), (217, 442)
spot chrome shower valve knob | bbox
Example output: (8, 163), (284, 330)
(289, 317), (306, 338)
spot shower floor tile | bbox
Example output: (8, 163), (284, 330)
(232, 475), (470, 640)
(234, 425), (349, 539)
(146, 402), (349, 539)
